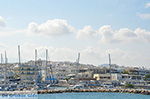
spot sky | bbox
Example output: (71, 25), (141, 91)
(0, 0), (150, 68)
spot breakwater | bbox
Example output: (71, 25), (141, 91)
(0, 89), (150, 95)
(38, 89), (150, 95)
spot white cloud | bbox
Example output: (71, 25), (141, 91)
(114, 28), (137, 42)
(0, 16), (6, 27)
(0, 17), (149, 67)
(135, 28), (150, 42)
(76, 26), (97, 39)
(6, 43), (77, 62)
(0, 29), (25, 37)
(145, 2), (150, 8)
(0, 43), (7, 48)
(0, 16), (25, 37)
(89, 25), (150, 43)
(1, 42), (150, 67)
(97, 25), (137, 43)
(0, 43), (118, 65)
(27, 19), (75, 36)
(0, 18), (149, 44)
(98, 25), (117, 43)
(105, 48), (145, 66)
(138, 13), (150, 19)
(80, 47), (106, 64)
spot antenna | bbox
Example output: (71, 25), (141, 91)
(1, 53), (3, 64)
(18, 45), (21, 65)
(5, 51), (7, 64)
(35, 49), (37, 65)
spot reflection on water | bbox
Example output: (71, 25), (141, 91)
(0, 94), (38, 99)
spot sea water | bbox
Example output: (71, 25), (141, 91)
(38, 92), (149, 99)
(0, 92), (149, 99)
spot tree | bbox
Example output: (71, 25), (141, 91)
(122, 70), (129, 74)
(125, 83), (134, 88)
(144, 74), (150, 81)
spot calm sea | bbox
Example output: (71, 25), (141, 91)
(38, 92), (149, 99)
(0, 92), (149, 99)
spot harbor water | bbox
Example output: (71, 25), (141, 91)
(0, 92), (149, 99)
(37, 92), (149, 99)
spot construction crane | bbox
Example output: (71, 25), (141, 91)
(45, 49), (57, 85)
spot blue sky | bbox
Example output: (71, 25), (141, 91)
(0, 0), (150, 67)
(1, 0), (149, 29)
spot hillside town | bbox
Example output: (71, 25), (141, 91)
(0, 46), (150, 91)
